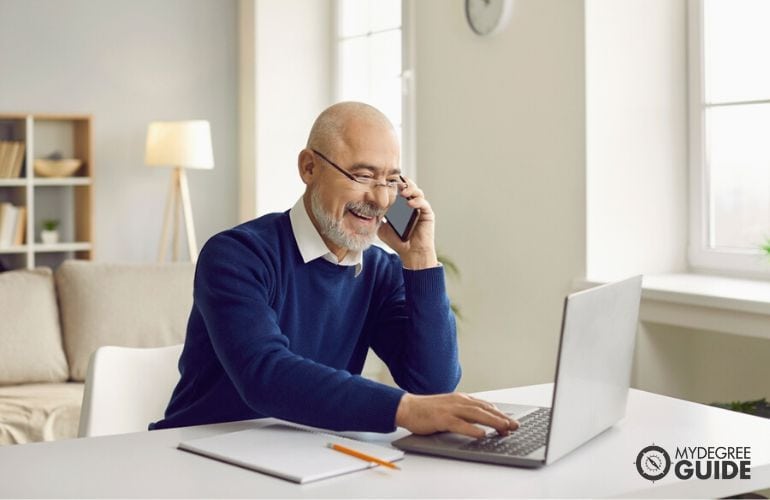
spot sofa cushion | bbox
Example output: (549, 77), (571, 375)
(0, 382), (84, 445)
(56, 261), (194, 381)
(0, 268), (69, 385)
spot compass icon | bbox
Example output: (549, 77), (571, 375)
(635, 444), (671, 482)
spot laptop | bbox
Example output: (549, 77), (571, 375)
(392, 275), (643, 468)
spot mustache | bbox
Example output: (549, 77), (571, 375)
(346, 201), (386, 219)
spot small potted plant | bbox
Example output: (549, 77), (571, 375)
(41, 219), (60, 244)
(712, 398), (770, 419)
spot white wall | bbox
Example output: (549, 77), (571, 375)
(586, 0), (770, 405)
(585, 0), (688, 280)
(636, 323), (770, 404)
(238, 0), (333, 220)
(0, 0), (238, 262)
(413, 0), (587, 392)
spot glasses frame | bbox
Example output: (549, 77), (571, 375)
(311, 149), (405, 192)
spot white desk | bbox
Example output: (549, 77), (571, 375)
(1, 384), (768, 498)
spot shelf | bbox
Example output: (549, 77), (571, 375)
(0, 179), (26, 187)
(34, 177), (92, 186)
(0, 245), (27, 254)
(34, 242), (92, 253)
(0, 243), (93, 254)
(0, 113), (93, 270)
(0, 178), (93, 187)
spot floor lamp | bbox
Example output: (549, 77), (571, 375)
(145, 120), (214, 264)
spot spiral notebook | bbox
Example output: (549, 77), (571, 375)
(178, 423), (405, 484)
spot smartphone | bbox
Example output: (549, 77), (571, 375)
(385, 193), (420, 241)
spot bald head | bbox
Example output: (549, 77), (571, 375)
(306, 102), (398, 154)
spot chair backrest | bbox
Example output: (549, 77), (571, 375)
(78, 344), (183, 438)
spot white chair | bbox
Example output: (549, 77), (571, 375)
(78, 344), (183, 438)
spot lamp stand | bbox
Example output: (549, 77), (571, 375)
(158, 166), (198, 263)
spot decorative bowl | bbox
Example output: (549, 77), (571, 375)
(34, 159), (82, 178)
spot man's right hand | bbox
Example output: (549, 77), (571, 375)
(395, 392), (519, 439)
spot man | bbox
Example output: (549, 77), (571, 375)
(151, 102), (517, 438)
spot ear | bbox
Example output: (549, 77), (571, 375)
(298, 149), (317, 185)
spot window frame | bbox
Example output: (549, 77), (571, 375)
(687, 0), (770, 278)
(331, 0), (416, 179)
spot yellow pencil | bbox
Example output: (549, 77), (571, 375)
(326, 442), (402, 470)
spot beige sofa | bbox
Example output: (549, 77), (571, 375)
(0, 261), (194, 445)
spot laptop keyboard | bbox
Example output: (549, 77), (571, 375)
(460, 407), (551, 457)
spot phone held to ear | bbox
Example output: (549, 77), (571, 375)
(385, 192), (420, 241)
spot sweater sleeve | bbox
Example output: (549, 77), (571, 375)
(194, 231), (405, 432)
(368, 254), (462, 394)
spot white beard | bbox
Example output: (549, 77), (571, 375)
(310, 189), (382, 253)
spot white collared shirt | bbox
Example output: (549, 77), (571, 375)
(289, 197), (363, 277)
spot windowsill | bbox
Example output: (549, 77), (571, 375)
(578, 274), (770, 340)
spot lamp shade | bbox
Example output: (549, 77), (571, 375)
(145, 120), (214, 169)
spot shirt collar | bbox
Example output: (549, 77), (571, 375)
(289, 197), (363, 277)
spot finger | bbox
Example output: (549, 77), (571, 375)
(465, 396), (520, 430)
(457, 406), (514, 436)
(407, 197), (430, 212)
(401, 184), (425, 196)
(465, 395), (494, 408)
(400, 186), (424, 200)
(445, 418), (487, 439)
(377, 221), (404, 248)
(406, 198), (434, 218)
(398, 177), (422, 198)
(457, 394), (501, 413)
(465, 397), (519, 430)
(406, 196), (430, 208)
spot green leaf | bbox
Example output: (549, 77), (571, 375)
(762, 239), (770, 256)
(450, 302), (463, 321)
(437, 251), (462, 322)
(437, 253), (461, 280)
(711, 398), (768, 414)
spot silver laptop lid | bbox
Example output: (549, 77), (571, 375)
(545, 275), (642, 464)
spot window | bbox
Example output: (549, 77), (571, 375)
(689, 0), (770, 276)
(334, 0), (414, 176)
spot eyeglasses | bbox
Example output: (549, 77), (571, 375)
(311, 149), (404, 193)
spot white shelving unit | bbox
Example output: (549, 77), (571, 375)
(0, 113), (94, 270)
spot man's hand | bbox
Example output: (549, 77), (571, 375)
(378, 177), (438, 270)
(395, 393), (519, 439)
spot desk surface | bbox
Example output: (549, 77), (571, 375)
(0, 384), (768, 498)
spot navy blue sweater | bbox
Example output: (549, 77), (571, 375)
(150, 211), (460, 432)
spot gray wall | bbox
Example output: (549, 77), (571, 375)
(0, 0), (238, 262)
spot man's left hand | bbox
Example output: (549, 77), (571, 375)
(378, 177), (439, 270)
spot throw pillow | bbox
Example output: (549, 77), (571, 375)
(0, 268), (69, 385)
(56, 261), (194, 381)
